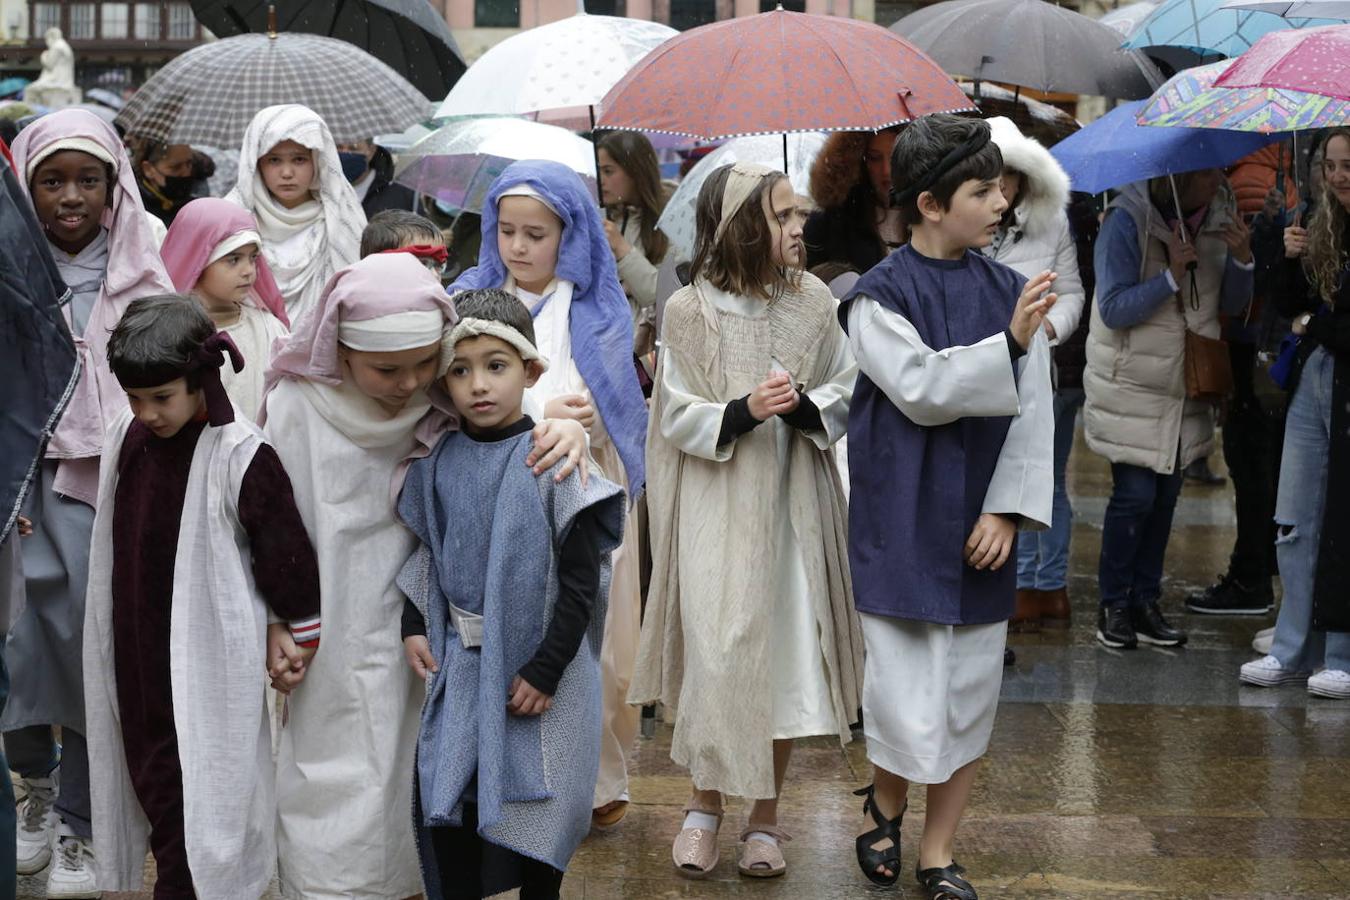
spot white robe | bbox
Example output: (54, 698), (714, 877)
(264, 378), (426, 900)
(84, 410), (275, 900)
(221, 304), (289, 422)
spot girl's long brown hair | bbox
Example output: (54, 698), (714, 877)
(1304, 129), (1350, 306)
(689, 165), (801, 301)
(597, 131), (670, 265)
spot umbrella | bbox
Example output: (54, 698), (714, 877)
(115, 32), (431, 147)
(959, 83), (1080, 147)
(597, 8), (973, 140)
(1223, 0), (1350, 17)
(892, 0), (1161, 98)
(1138, 58), (1350, 131)
(394, 117), (597, 214)
(1050, 100), (1280, 194)
(84, 87), (125, 111)
(0, 77), (29, 99)
(1100, 2), (1161, 37)
(434, 13), (677, 129)
(1122, 0), (1335, 69)
(656, 132), (826, 259)
(1215, 23), (1350, 98)
(192, 0), (466, 101)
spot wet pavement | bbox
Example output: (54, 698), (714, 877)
(24, 427), (1350, 898)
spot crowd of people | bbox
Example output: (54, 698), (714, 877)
(0, 86), (1346, 900)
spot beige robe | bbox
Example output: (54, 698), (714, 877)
(631, 274), (865, 800)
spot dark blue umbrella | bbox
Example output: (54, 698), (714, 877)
(1050, 100), (1281, 193)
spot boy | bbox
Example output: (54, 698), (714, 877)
(398, 289), (625, 900)
(838, 115), (1057, 900)
(84, 296), (320, 900)
(360, 208), (449, 271)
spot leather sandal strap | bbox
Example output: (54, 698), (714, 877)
(681, 803), (724, 820)
(917, 864), (978, 900)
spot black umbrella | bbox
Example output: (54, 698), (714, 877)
(191, 0), (467, 100)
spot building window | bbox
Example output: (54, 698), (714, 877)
(873, 0), (925, 27)
(760, 0), (804, 8)
(669, 0), (715, 30)
(101, 2), (129, 38)
(32, 2), (61, 33)
(68, 3), (96, 38)
(134, 3), (160, 38)
(584, 0), (626, 13)
(474, 0), (518, 27)
(167, 2), (195, 38)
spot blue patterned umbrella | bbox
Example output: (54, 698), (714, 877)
(1122, 0), (1336, 67)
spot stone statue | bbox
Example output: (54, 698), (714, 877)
(24, 28), (83, 109)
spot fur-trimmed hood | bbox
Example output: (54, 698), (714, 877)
(809, 130), (886, 211)
(988, 117), (1070, 242)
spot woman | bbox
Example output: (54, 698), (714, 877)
(597, 130), (670, 357)
(1239, 127), (1350, 699)
(1084, 169), (1254, 651)
(803, 127), (903, 274)
(131, 138), (212, 226)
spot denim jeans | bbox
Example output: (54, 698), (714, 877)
(1017, 388), (1084, 591)
(1098, 454), (1185, 609)
(1270, 347), (1350, 672)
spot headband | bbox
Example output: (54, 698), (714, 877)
(378, 244), (449, 266)
(714, 162), (777, 244)
(499, 184), (561, 218)
(26, 137), (117, 183)
(890, 128), (993, 209)
(337, 309), (446, 352)
(206, 230), (262, 267)
(438, 317), (548, 378)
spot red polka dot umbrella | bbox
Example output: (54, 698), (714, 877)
(595, 8), (974, 140)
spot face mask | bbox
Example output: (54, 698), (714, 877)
(339, 151), (369, 183)
(158, 174), (197, 202)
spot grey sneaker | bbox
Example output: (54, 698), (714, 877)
(16, 776), (58, 876)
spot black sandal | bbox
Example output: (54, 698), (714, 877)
(916, 862), (978, 899)
(852, 784), (906, 887)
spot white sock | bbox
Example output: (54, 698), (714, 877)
(682, 810), (719, 832)
(745, 830), (779, 847)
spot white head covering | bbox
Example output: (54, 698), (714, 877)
(714, 162), (778, 244)
(205, 229), (261, 266)
(498, 183), (561, 218)
(438, 317), (548, 377)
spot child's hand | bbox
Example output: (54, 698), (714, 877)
(267, 623), (316, 695)
(404, 635), (439, 679)
(506, 674), (553, 716)
(544, 393), (596, 431)
(1009, 271), (1057, 350)
(16, 516), (32, 537)
(528, 418), (591, 486)
(747, 373), (799, 420)
(964, 513), (1016, 571)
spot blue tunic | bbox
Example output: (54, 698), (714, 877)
(839, 245), (1025, 625)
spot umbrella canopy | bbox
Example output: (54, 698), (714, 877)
(1101, 2), (1161, 36)
(116, 32), (431, 146)
(1050, 99), (1280, 193)
(1139, 58), (1350, 130)
(191, 0), (466, 99)
(1215, 23), (1350, 99)
(597, 8), (972, 140)
(958, 83), (1080, 147)
(892, 0), (1161, 98)
(394, 117), (598, 213)
(1224, 0), (1350, 17)
(1122, 0), (1335, 68)
(656, 132), (826, 259)
(435, 13), (677, 128)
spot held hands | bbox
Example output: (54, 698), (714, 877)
(1166, 224), (1199, 285)
(527, 417), (590, 486)
(267, 623), (317, 694)
(748, 373), (800, 421)
(403, 635), (439, 679)
(964, 513), (1016, 571)
(602, 219), (632, 260)
(1221, 215), (1253, 265)
(507, 674), (553, 716)
(1285, 212), (1308, 259)
(1009, 271), (1058, 350)
(543, 393), (596, 432)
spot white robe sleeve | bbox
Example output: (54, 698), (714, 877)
(795, 323), (856, 450)
(658, 347), (736, 462)
(981, 328), (1055, 530)
(845, 295), (1020, 427)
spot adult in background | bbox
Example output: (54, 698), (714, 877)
(803, 127), (903, 275)
(131, 138), (213, 226)
(337, 138), (417, 216)
(1085, 170), (1254, 651)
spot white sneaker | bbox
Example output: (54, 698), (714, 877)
(45, 823), (99, 899)
(15, 776), (58, 875)
(1239, 655), (1310, 687)
(1251, 626), (1275, 655)
(1308, 668), (1350, 700)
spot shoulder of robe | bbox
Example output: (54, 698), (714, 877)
(660, 285), (714, 358)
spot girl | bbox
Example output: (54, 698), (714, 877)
(631, 162), (863, 880)
(227, 104), (365, 324)
(262, 253), (588, 900)
(7, 108), (173, 898)
(597, 130), (670, 356)
(1240, 127), (1350, 699)
(160, 196), (290, 421)
(449, 160), (650, 830)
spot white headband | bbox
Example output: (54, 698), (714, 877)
(439, 317), (548, 377)
(338, 309), (446, 352)
(26, 137), (117, 183)
(713, 162), (778, 244)
(206, 230), (261, 267)
(498, 184), (561, 218)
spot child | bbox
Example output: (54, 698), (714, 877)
(360, 208), (448, 268)
(159, 196), (290, 421)
(227, 104), (365, 323)
(631, 162), (863, 879)
(262, 254), (589, 900)
(6, 108), (173, 897)
(399, 288), (625, 900)
(449, 160), (649, 829)
(84, 296), (320, 900)
(596, 130), (669, 354)
(838, 115), (1055, 899)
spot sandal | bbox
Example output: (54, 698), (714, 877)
(737, 824), (791, 878)
(591, 799), (629, 831)
(916, 862), (978, 899)
(853, 784), (906, 887)
(671, 804), (723, 879)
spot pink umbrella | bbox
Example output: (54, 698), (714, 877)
(595, 7), (973, 140)
(1215, 23), (1350, 100)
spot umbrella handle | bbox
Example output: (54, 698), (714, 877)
(590, 104), (604, 209)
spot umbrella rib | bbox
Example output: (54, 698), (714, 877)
(797, 15), (873, 126)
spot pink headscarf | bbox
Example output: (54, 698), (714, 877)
(159, 197), (289, 326)
(10, 109), (173, 506)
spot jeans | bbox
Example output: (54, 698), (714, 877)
(1017, 388), (1084, 591)
(3, 726), (92, 839)
(1270, 347), (1350, 672)
(1222, 341), (1287, 584)
(1098, 455), (1185, 609)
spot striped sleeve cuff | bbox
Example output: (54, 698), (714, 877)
(289, 615), (321, 648)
